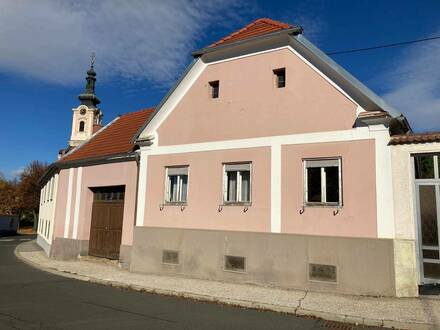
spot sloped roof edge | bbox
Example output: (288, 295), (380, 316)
(292, 34), (402, 118)
(133, 59), (198, 142)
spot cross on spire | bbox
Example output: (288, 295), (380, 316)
(90, 52), (95, 69)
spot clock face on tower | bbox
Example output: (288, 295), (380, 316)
(80, 108), (87, 115)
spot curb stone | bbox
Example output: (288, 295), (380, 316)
(14, 241), (434, 330)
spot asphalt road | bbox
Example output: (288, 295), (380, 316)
(0, 235), (379, 330)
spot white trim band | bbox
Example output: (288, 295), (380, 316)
(72, 167), (83, 239)
(271, 144), (282, 233)
(64, 168), (74, 238)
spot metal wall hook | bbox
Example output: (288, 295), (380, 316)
(243, 205), (249, 213)
(218, 205), (223, 212)
(333, 209), (339, 216)
(180, 205), (186, 212)
(299, 205), (305, 214)
(159, 204), (164, 211)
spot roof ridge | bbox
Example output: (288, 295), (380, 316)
(209, 17), (292, 48)
(255, 17), (292, 28)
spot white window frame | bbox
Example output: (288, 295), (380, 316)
(164, 166), (189, 204)
(412, 153), (440, 284)
(303, 157), (342, 207)
(222, 162), (252, 205)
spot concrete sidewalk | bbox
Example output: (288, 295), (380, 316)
(15, 240), (440, 330)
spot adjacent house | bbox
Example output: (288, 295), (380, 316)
(38, 18), (440, 297)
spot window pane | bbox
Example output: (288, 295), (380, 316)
(180, 175), (188, 202)
(169, 175), (179, 202)
(420, 185), (438, 246)
(227, 171), (237, 202)
(278, 75), (285, 88)
(415, 155), (435, 179)
(307, 168), (321, 202)
(424, 262), (440, 279)
(273, 68), (285, 88)
(241, 171), (250, 202)
(209, 80), (219, 98)
(325, 166), (339, 203)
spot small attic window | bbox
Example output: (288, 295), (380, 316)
(209, 80), (219, 98)
(273, 68), (286, 88)
(79, 121), (85, 132)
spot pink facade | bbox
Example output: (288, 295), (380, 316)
(157, 48), (357, 146)
(142, 140), (377, 238)
(281, 140), (377, 237)
(144, 147), (271, 232)
(52, 47), (381, 249)
(141, 47), (378, 238)
(53, 161), (137, 246)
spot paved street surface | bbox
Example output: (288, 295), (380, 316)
(0, 235), (379, 330)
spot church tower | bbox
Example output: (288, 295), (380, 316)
(69, 56), (103, 147)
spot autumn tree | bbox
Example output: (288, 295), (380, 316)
(16, 161), (48, 229)
(0, 173), (19, 215)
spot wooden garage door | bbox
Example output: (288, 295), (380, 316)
(89, 186), (125, 259)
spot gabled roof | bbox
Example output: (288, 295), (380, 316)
(208, 18), (294, 48)
(135, 18), (412, 142)
(60, 108), (154, 163)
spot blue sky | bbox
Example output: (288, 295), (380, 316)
(0, 0), (439, 178)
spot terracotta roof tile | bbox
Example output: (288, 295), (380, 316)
(59, 108), (154, 163)
(389, 132), (440, 145)
(208, 18), (293, 48)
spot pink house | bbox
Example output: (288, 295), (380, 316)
(38, 18), (440, 297)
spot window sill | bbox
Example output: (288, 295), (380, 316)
(164, 202), (188, 206)
(222, 202), (252, 207)
(304, 203), (342, 208)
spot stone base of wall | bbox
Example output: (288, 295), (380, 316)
(393, 239), (419, 297)
(119, 245), (132, 269)
(50, 238), (89, 260)
(50, 237), (132, 268)
(131, 227), (418, 297)
(36, 235), (51, 257)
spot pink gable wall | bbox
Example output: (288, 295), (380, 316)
(157, 48), (357, 146)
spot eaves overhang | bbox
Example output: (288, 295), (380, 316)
(192, 27), (303, 58)
(38, 152), (138, 186)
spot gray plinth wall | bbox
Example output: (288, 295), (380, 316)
(130, 227), (418, 297)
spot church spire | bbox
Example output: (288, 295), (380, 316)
(78, 53), (101, 108)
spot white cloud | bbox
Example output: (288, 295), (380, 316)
(381, 30), (440, 132)
(9, 167), (25, 179)
(0, 0), (250, 86)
